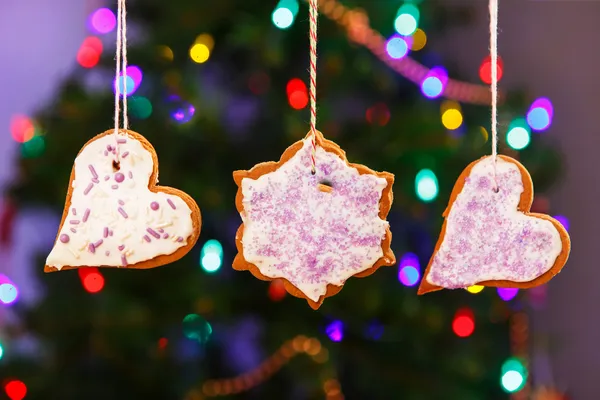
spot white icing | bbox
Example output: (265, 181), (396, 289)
(426, 156), (563, 288)
(240, 138), (390, 302)
(46, 133), (194, 269)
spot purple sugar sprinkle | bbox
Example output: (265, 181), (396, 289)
(128, 171), (133, 179)
(88, 165), (98, 179)
(118, 245), (125, 251)
(147, 228), (160, 238)
(176, 236), (184, 242)
(118, 199), (125, 205)
(121, 255), (128, 266)
(104, 175), (110, 181)
(150, 201), (159, 211)
(143, 235), (151, 242)
(59, 234), (70, 243)
(118, 207), (128, 218)
(84, 183), (94, 195)
(117, 138), (127, 144)
(104, 150), (108, 156)
(162, 233), (169, 239)
(72, 208), (77, 215)
(105, 251), (110, 256)
(107, 145), (113, 151)
(82, 208), (90, 223)
(103, 227), (109, 238)
(167, 199), (176, 209)
(69, 220), (80, 225)
(115, 172), (125, 183)
(91, 178), (99, 184)
(109, 230), (114, 236)
(122, 151), (129, 158)
(94, 239), (103, 248)
(70, 228), (77, 233)
(111, 185), (119, 190)
(88, 243), (96, 254)
(158, 228), (164, 233)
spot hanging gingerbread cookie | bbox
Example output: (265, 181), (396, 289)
(46, 0), (201, 271)
(418, 0), (570, 294)
(232, 2), (395, 309)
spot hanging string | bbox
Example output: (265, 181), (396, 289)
(112, 0), (129, 162)
(308, 0), (318, 174)
(489, 0), (499, 188)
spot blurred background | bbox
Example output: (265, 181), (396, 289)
(0, 0), (596, 399)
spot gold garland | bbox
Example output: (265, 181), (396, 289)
(185, 335), (343, 399)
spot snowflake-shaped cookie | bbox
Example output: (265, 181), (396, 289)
(418, 155), (570, 294)
(233, 131), (395, 309)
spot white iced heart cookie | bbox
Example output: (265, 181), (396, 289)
(45, 130), (201, 272)
(233, 131), (395, 309)
(418, 155), (570, 294)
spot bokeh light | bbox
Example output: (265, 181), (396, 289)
(386, 36), (409, 59)
(168, 96), (196, 123)
(365, 320), (384, 340)
(130, 96), (153, 119)
(394, 4), (420, 36)
(325, 320), (343, 342)
(195, 34), (215, 52)
(466, 285), (484, 294)
(415, 169), (438, 202)
(410, 28), (427, 51)
(398, 252), (420, 287)
(501, 357), (527, 393)
(4, 380), (27, 400)
(441, 108), (463, 130)
(366, 103), (390, 126)
(452, 308), (475, 338)
(272, 0), (299, 30)
(268, 279), (287, 301)
(78, 268), (105, 294)
(114, 76), (135, 97)
(77, 37), (103, 68)
(157, 45), (174, 62)
(421, 67), (447, 99)
(479, 55), (504, 84)
(190, 43), (210, 64)
(0, 343), (3, 360)
(182, 313), (213, 343)
(21, 136), (45, 158)
(201, 239), (223, 273)
(10, 115), (35, 143)
(553, 215), (569, 231)
(88, 8), (117, 34)
(497, 288), (518, 301)
(0, 283), (18, 305)
(527, 99), (553, 131)
(506, 118), (531, 150)
(287, 78), (308, 110)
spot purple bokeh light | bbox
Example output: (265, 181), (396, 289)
(553, 215), (569, 232)
(398, 252), (421, 286)
(88, 8), (117, 35)
(497, 288), (518, 301)
(325, 320), (343, 342)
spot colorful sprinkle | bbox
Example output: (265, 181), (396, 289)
(147, 228), (160, 239)
(107, 145), (113, 151)
(104, 150), (108, 156)
(167, 199), (176, 209)
(72, 208), (77, 215)
(128, 171), (133, 179)
(109, 230), (114, 236)
(176, 236), (184, 242)
(111, 185), (119, 190)
(150, 201), (159, 211)
(59, 234), (70, 243)
(89, 165), (98, 179)
(70, 228), (77, 233)
(94, 239), (103, 248)
(105, 251), (110, 256)
(88, 243), (96, 254)
(84, 183), (94, 195)
(122, 151), (129, 158)
(91, 178), (99, 184)
(103, 227), (109, 238)
(117, 138), (127, 144)
(104, 175), (110, 181)
(143, 235), (151, 242)
(69, 220), (80, 225)
(163, 233), (169, 239)
(82, 208), (90, 223)
(118, 207), (128, 218)
(115, 172), (125, 183)
(121, 254), (128, 266)
(118, 244), (125, 251)
(118, 199), (125, 205)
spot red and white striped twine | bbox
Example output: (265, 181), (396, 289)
(309, 0), (318, 174)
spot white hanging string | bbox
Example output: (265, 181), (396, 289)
(489, 0), (499, 189)
(113, 0), (129, 138)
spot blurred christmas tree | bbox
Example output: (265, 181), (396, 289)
(1, 0), (565, 399)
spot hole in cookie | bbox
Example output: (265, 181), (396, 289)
(492, 186), (499, 193)
(112, 160), (121, 172)
(318, 180), (333, 193)
(311, 169), (316, 175)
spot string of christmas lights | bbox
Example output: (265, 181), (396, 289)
(184, 335), (343, 399)
(305, 0), (498, 105)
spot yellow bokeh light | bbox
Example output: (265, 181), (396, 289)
(157, 45), (174, 62)
(195, 33), (215, 51)
(410, 28), (427, 51)
(442, 108), (463, 130)
(466, 285), (484, 294)
(440, 100), (461, 115)
(190, 43), (210, 64)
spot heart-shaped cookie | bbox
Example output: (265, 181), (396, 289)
(233, 130), (395, 309)
(418, 155), (570, 294)
(45, 130), (201, 272)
